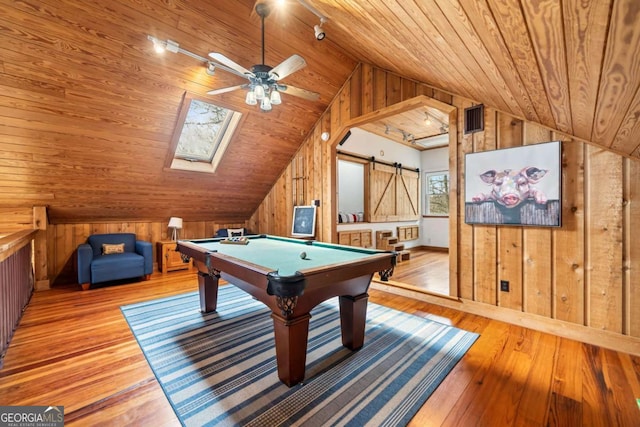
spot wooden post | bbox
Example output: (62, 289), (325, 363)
(33, 206), (50, 290)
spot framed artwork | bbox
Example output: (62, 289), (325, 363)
(291, 205), (317, 238)
(464, 141), (561, 227)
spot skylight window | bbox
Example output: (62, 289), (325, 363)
(167, 95), (242, 173)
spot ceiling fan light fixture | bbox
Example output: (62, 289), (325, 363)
(270, 89), (281, 105)
(245, 89), (257, 106)
(170, 2), (319, 113)
(260, 96), (272, 111)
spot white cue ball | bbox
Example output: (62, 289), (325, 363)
(300, 251), (307, 260)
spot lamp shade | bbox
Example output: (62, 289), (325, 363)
(254, 85), (265, 100)
(168, 217), (183, 229)
(270, 90), (281, 105)
(260, 96), (272, 111)
(245, 90), (257, 106)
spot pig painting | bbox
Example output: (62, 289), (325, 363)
(465, 141), (561, 226)
(471, 167), (549, 208)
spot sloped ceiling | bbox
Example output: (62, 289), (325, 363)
(312, 0), (640, 157)
(1, 0), (355, 223)
(1, 0), (639, 224)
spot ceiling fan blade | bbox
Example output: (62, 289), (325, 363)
(278, 84), (320, 101)
(207, 84), (247, 95)
(208, 53), (254, 77)
(268, 54), (307, 80)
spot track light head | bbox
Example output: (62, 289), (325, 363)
(206, 62), (216, 76)
(314, 24), (325, 41)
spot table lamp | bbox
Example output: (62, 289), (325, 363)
(168, 217), (183, 241)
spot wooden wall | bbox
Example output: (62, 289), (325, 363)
(47, 219), (247, 285)
(0, 208), (34, 234)
(251, 63), (640, 347)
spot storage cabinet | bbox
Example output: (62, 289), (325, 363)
(337, 229), (372, 248)
(397, 225), (419, 242)
(157, 240), (192, 273)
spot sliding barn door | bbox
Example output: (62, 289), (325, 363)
(368, 163), (419, 222)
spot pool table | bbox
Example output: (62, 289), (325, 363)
(177, 234), (396, 387)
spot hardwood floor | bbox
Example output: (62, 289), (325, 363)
(388, 247), (450, 295)
(1, 270), (639, 426)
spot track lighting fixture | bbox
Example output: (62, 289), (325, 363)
(297, 0), (328, 41)
(423, 110), (450, 134)
(314, 23), (326, 41)
(206, 62), (216, 76)
(384, 124), (414, 143)
(147, 35), (244, 80)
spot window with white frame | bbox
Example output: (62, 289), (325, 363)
(424, 171), (449, 216)
(168, 95), (242, 174)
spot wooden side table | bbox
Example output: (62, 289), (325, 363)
(157, 240), (192, 273)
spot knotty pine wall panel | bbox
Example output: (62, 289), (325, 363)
(251, 63), (640, 348)
(0, 208), (33, 233)
(523, 124), (554, 317)
(456, 97), (475, 301)
(472, 107), (498, 306)
(553, 136), (585, 325)
(585, 146), (624, 333)
(496, 112), (524, 311)
(627, 159), (640, 337)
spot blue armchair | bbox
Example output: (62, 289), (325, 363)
(77, 233), (153, 290)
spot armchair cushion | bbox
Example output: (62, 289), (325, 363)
(90, 252), (145, 284)
(77, 233), (153, 289)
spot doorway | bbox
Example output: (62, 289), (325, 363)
(332, 96), (456, 298)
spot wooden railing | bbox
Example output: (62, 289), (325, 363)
(0, 230), (36, 368)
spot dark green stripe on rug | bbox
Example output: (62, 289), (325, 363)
(121, 286), (478, 426)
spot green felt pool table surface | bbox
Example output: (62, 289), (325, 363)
(190, 235), (382, 276)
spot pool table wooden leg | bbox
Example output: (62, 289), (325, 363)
(197, 271), (219, 313)
(271, 313), (311, 387)
(339, 293), (368, 350)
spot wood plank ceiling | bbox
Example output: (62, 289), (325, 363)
(312, 0), (640, 156)
(1, 0), (639, 223)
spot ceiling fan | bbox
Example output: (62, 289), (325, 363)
(207, 3), (320, 111)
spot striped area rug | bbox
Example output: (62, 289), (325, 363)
(121, 286), (478, 426)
